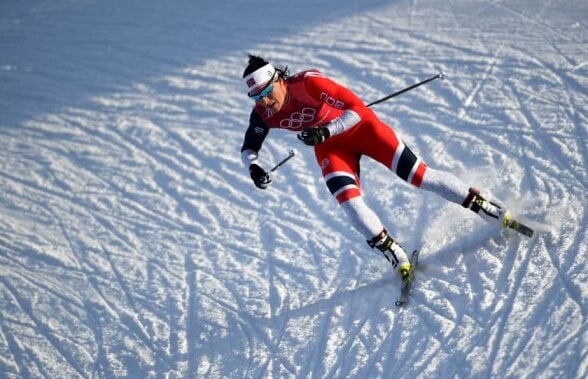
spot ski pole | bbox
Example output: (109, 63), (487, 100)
(269, 149), (297, 173)
(366, 71), (445, 108)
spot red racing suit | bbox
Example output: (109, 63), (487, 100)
(241, 69), (427, 203)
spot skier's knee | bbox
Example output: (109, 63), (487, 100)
(324, 172), (360, 203)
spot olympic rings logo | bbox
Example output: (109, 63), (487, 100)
(279, 107), (316, 129)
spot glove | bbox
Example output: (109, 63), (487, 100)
(297, 127), (330, 146)
(249, 164), (272, 189)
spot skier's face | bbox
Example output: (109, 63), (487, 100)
(254, 78), (286, 113)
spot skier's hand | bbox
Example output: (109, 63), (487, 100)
(297, 127), (330, 146)
(249, 164), (272, 189)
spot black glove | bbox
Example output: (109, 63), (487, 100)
(249, 164), (272, 189)
(297, 127), (330, 146)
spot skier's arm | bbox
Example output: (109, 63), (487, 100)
(241, 110), (272, 189)
(241, 110), (269, 165)
(324, 110), (361, 137)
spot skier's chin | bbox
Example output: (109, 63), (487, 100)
(266, 102), (282, 113)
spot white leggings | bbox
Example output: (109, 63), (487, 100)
(340, 167), (469, 240)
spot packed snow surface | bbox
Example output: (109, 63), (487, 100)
(0, 0), (586, 377)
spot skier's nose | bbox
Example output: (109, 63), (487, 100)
(256, 96), (272, 106)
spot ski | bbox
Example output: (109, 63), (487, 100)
(396, 250), (419, 307)
(503, 215), (534, 238)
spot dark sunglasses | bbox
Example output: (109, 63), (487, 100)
(249, 83), (274, 101)
(249, 72), (277, 101)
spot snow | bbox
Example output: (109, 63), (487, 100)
(1, 0), (586, 377)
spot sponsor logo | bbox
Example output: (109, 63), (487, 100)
(246, 78), (256, 88)
(279, 107), (317, 129)
(320, 158), (330, 169)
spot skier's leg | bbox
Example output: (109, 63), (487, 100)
(419, 166), (468, 204)
(340, 197), (411, 280)
(314, 144), (410, 278)
(358, 120), (508, 226)
(419, 167), (508, 226)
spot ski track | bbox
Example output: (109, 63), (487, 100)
(1, 0), (587, 377)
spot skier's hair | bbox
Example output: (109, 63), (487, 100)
(242, 54), (289, 80)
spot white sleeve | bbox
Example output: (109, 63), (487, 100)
(326, 110), (361, 137)
(241, 149), (259, 167)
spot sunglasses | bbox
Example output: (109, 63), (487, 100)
(249, 82), (275, 101)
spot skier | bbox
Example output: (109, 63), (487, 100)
(240, 55), (508, 284)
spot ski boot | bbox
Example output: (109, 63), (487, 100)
(462, 188), (509, 227)
(368, 229), (411, 284)
(463, 188), (535, 237)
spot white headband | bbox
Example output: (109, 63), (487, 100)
(244, 63), (276, 95)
